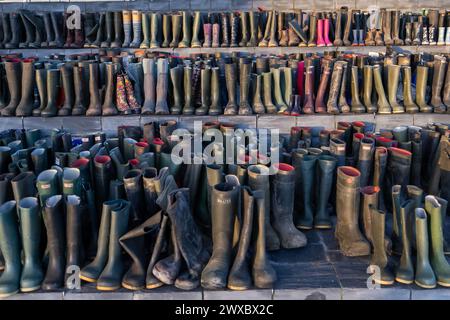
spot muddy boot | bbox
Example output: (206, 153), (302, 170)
(191, 11), (201, 48)
(155, 59), (169, 115)
(58, 64), (74, 116)
(41, 69), (61, 118)
(85, 63), (102, 116)
(327, 61), (345, 114)
(1, 59), (21, 117)
(179, 11), (191, 48)
(15, 59), (35, 117)
(142, 59), (156, 115)
(223, 61), (237, 115)
(248, 165), (280, 251)
(369, 206), (394, 285)
(161, 14), (171, 48)
(373, 65), (391, 114)
(335, 166), (370, 256)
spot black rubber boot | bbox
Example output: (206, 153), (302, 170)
(1, 59), (21, 117)
(315, 155), (337, 229)
(385, 147), (412, 213)
(58, 64), (74, 116)
(42, 195), (66, 291)
(395, 199), (415, 284)
(11, 172), (37, 206)
(123, 169), (146, 227)
(295, 155), (317, 230)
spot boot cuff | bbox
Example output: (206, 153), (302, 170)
(388, 147), (412, 159)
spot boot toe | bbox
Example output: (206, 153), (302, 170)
(146, 274), (164, 289)
(96, 276), (121, 291)
(280, 231), (307, 249)
(175, 272), (200, 291)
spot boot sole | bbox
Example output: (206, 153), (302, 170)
(20, 285), (41, 293)
(227, 285), (250, 291)
(0, 290), (18, 298)
(122, 282), (144, 291)
(374, 279), (394, 285)
(297, 225), (313, 230)
(395, 277), (413, 285)
(97, 285), (121, 291)
(437, 281), (450, 287)
(146, 283), (164, 290)
(80, 274), (97, 283)
(414, 280), (436, 289)
(314, 225), (332, 229)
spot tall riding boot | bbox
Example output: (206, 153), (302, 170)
(350, 66), (365, 113)
(97, 200), (130, 291)
(142, 58), (156, 115)
(179, 12), (191, 48)
(363, 65), (377, 113)
(262, 72), (277, 114)
(248, 165), (280, 251)
(295, 155), (317, 229)
(369, 207), (394, 285)
(169, 14), (182, 48)
(430, 57), (447, 113)
(195, 67), (211, 115)
(182, 66), (194, 115)
(58, 64), (75, 116)
(0, 201), (20, 297)
(201, 179), (239, 289)
(373, 65), (391, 114)
(191, 12), (201, 48)
(238, 59), (252, 115)
(155, 59), (169, 115)
(224, 61), (237, 115)
(101, 12), (113, 48)
(101, 63), (119, 116)
(387, 65), (404, 113)
(41, 69), (61, 118)
(209, 67), (221, 115)
(16, 59), (35, 117)
(415, 208), (437, 288)
(326, 61), (345, 114)
(161, 14), (171, 48)
(315, 155), (337, 229)
(426, 196), (450, 287)
(19, 197), (43, 292)
(85, 63), (101, 116)
(336, 166), (370, 256)
(1, 60), (21, 117)
(139, 13), (150, 49)
(111, 12), (123, 48)
(42, 195), (65, 291)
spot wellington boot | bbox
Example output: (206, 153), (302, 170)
(401, 66), (419, 113)
(182, 66), (194, 115)
(33, 69), (47, 117)
(373, 65), (391, 114)
(120, 211), (161, 290)
(191, 12), (201, 48)
(123, 169), (145, 227)
(326, 61), (345, 114)
(97, 200), (130, 291)
(155, 59), (169, 115)
(179, 12), (192, 48)
(239, 12), (249, 47)
(167, 189), (209, 290)
(142, 58), (156, 115)
(101, 12), (113, 48)
(430, 57), (447, 113)
(238, 59), (252, 115)
(248, 165), (280, 251)
(111, 12), (123, 48)
(0, 173), (14, 205)
(333, 8), (343, 46)
(102, 63), (119, 116)
(1, 60), (21, 117)
(259, 11), (272, 47)
(262, 72), (277, 114)
(139, 13), (150, 49)
(314, 60), (331, 113)
(382, 10), (393, 45)
(415, 65), (432, 113)
(336, 166), (370, 256)
(350, 66), (365, 113)
(16, 59), (35, 117)
(11, 172), (37, 205)
(252, 74), (265, 114)
(392, 11), (403, 45)
(58, 64), (74, 116)
(307, 14), (317, 47)
(271, 163), (307, 248)
(149, 13), (160, 49)
(18, 197), (43, 292)
(369, 207), (394, 285)
(161, 15), (171, 48)
(0, 201), (20, 297)
(40, 69), (61, 118)
(426, 196), (450, 287)
(42, 195), (65, 291)
(247, 12), (258, 47)
(146, 213), (168, 289)
(71, 66), (88, 116)
(203, 23), (212, 48)
(357, 138), (374, 187)
(360, 186), (380, 245)
(444, 61), (450, 109)
(363, 65), (377, 113)
(170, 66), (183, 115)
(395, 199), (415, 284)
(196, 67), (211, 115)
(65, 195), (84, 287)
(20, 11), (36, 48)
(201, 178), (239, 289)
(303, 66), (315, 114)
(209, 67), (222, 115)
(315, 155), (337, 229)
(223, 61), (238, 114)
(268, 10), (278, 47)
(94, 155), (112, 209)
(415, 208), (437, 289)
(62, 168), (82, 197)
(342, 9), (352, 46)
(170, 14), (182, 48)
(129, 11), (142, 48)
(85, 63), (102, 116)
(295, 155), (317, 229)
(36, 169), (59, 208)
(228, 187), (254, 290)
(385, 148), (411, 214)
(272, 68), (288, 113)
(387, 65), (404, 113)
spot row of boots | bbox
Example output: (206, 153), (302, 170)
(2, 9), (450, 49)
(1, 51), (450, 117)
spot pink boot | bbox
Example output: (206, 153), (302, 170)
(317, 19), (326, 47)
(323, 18), (333, 46)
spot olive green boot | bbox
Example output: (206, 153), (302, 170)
(415, 208), (437, 289)
(395, 199), (415, 284)
(373, 65), (391, 114)
(402, 66), (419, 113)
(415, 65), (432, 113)
(195, 67), (211, 115)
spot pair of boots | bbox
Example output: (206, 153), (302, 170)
(194, 66), (222, 116)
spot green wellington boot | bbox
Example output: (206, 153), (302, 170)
(11, 172), (37, 205)
(223, 60), (237, 115)
(42, 195), (65, 291)
(179, 11), (192, 48)
(36, 169), (60, 208)
(15, 59), (35, 117)
(97, 200), (130, 291)
(149, 13), (160, 49)
(238, 58), (252, 115)
(191, 11), (201, 48)
(415, 65), (433, 113)
(369, 206), (394, 285)
(426, 196), (450, 287)
(402, 66), (419, 113)
(336, 166), (370, 256)
(363, 65), (377, 113)
(41, 69), (61, 117)
(170, 65), (183, 115)
(19, 197), (43, 292)
(80, 200), (122, 283)
(373, 65), (391, 114)
(350, 66), (366, 113)
(182, 66), (194, 115)
(0, 201), (20, 298)
(201, 178), (239, 289)
(387, 65), (404, 114)
(415, 208), (437, 289)
(395, 199), (415, 284)
(195, 66), (211, 115)
(65, 195), (84, 287)
(315, 155), (337, 229)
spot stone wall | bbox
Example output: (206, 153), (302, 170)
(0, 0), (448, 13)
